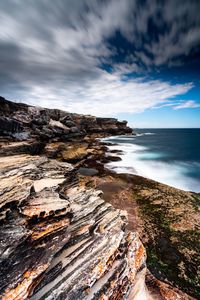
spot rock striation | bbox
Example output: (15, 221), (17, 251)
(0, 154), (146, 300)
(0, 96), (196, 299)
(0, 96), (132, 143)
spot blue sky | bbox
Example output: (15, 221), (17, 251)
(0, 0), (200, 128)
(117, 106), (200, 128)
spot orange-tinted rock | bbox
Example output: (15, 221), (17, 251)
(0, 155), (146, 300)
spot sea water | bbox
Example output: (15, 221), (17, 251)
(102, 129), (200, 193)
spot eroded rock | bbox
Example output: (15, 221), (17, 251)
(0, 97), (132, 145)
(0, 155), (146, 300)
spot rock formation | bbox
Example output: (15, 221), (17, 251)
(0, 96), (132, 143)
(0, 154), (146, 300)
(0, 97), (148, 300)
(0, 97), (197, 299)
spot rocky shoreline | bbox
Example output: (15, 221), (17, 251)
(0, 97), (199, 299)
(75, 144), (199, 299)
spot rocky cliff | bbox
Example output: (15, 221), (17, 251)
(0, 97), (196, 300)
(0, 96), (132, 143)
(0, 97), (147, 300)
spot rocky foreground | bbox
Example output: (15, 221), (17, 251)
(0, 97), (198, 299)
(0, 154), (147, 299)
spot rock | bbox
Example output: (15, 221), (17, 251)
(0, 117), (23, 135)
(60, 115), (76, 128)
(78, 167), (99, 176)
(0, 95), (196, 299)
(0, 96), (29, 116)
(0, 154), (146, 300)
(0, 97), (132, 143)
(32, 115), (50, 126)
(130, 175), (200, 298)
(70, 126), (79, 133)
(0, 141), (46, 156)
(59, 143), (90, 163)
(101, 155), (122, 163)
(146, 270), (195, 300)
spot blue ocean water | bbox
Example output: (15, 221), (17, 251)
(102, 129), (200, 192)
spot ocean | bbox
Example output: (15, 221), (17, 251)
(102, 129), (200, 193)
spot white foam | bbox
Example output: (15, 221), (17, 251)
(136, 132), (155, 137)
(103, 139), (200, 193)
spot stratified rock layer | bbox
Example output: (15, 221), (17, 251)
(0, 96), (132, 144)
(0, 155), (146, 300)
(1, 97), (196, 299)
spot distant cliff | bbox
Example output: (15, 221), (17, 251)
(0, 96), (132, 141)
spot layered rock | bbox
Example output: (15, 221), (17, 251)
(0, 154), (146, 300)
(0, 96), (132, 143)
(0, 96), (196, 299)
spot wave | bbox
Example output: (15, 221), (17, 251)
(104, 141), (200, 193)
(136, 132), (155, 137)
(106, 142), (145, 152)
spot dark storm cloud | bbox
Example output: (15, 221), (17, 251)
(0, 0), (199, 114)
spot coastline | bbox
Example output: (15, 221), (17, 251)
(77, 138), (200, 299)
(101, 131), (200, 193)
(0, 96), (199, 299)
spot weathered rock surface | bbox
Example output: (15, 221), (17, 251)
(0, 96), (132, 145)
(0, 96), (197, 299)
(0, 155), (146, 299)
(89, 172), (198, 299)
(132, 176), (200, 299)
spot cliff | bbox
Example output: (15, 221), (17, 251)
(0, 97), (196, 300)
(0, 96), (132, 142)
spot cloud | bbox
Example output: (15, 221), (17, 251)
(152, 102), (179, 109)
(7, 70), (192, 116)
(0, 0), (132, 88)
(0, 0), (199, 116)
(173, 100), (200, 110)
(128, 0), (200, 67)
(152, 99), (200, 110)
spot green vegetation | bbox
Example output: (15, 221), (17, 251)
(133, 185), (200, 298)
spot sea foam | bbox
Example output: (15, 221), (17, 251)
(102, 136), (200, 193)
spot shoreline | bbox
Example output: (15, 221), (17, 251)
(0, 131), (199, 298)
(101, 134), (200, 194)
(0, 96), (199, 299)
(75, 137), (199, 298)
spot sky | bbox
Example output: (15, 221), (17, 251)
(0, 0), (200, 128)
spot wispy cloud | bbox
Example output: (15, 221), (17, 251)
(16, 71), (193, 116)
(152, 102), (178, 109)
(152, 99), (200, 111)
(173, 100), (200, 110)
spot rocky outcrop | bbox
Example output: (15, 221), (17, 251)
(0, 154), (146, 300)
(91, 171), (198, 299)
(0, 96), (132, 143)
(0, 96), (196, 299)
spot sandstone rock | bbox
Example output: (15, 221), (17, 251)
(0, 97), (132, 143)
(0, 96), (195, 299)
(58, 143), (90, 163)
(0, 154), (146, 300)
